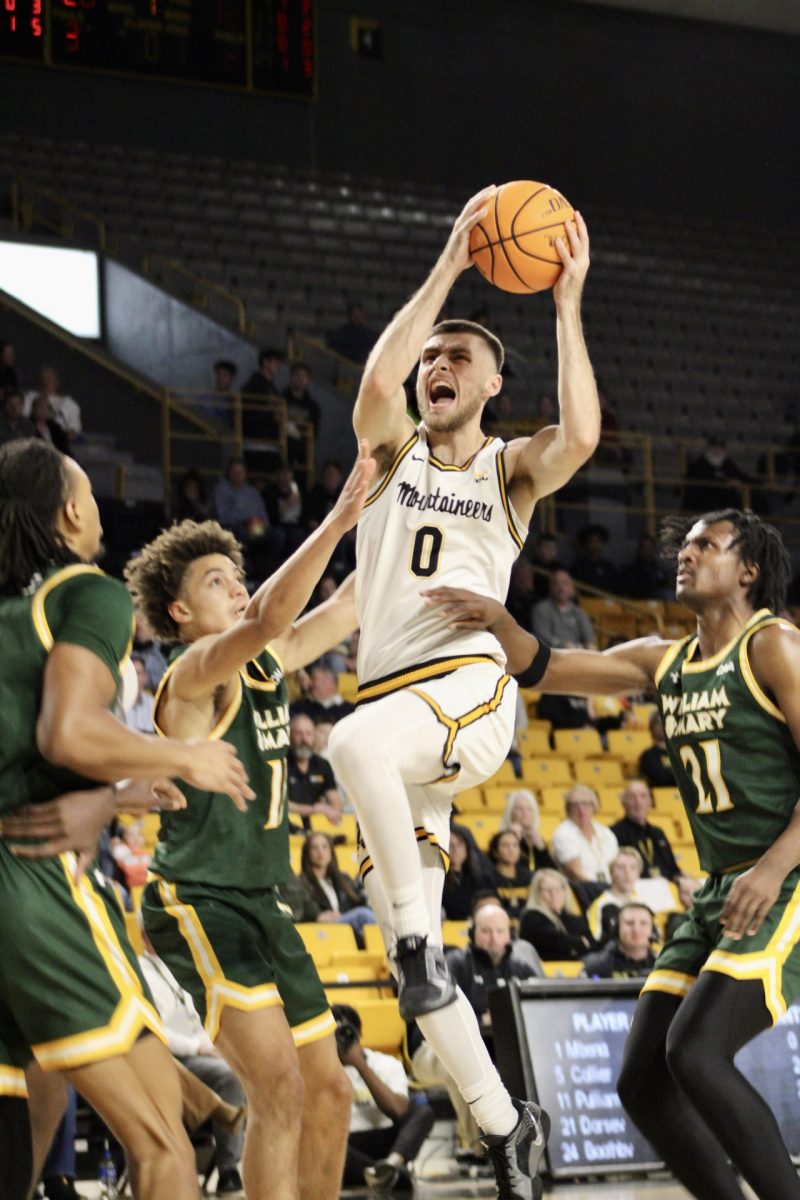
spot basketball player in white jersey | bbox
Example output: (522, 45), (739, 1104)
(328, 187), (597, 1199)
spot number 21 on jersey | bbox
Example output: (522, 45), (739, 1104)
(679, 740), (734, 814)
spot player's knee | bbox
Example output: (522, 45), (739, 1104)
(664, 1022), (698, 1092)
(324, 1059), (354, 1118)
(246, 1058), (304, 1123)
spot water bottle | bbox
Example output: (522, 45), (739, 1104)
(99, 1138), (119, 1200)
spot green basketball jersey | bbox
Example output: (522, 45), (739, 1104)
(0, 564), (134, 816)
(656, 609), (800, 874)
(151, 645), (290, 889)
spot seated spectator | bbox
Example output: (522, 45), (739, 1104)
(638, 712), (676, 788)
(23, 367), (82, 442)
(533, 569), (596, 730)
(0, 388), (35, 444)
(334, 1002), (434, 1194)
(326, 301), (378, 365)
(570, 524), (619, 593)
(442, 823), (494, 921)
(287, 712), (343, 830)
(530, 532), (565, 603)
(174, 468), (211, 522)
(299, 831), (376, 946)
(683, 437), (752, 512)
(586, 847), (648, 944)
(519, 869), (594, 961)
(313, 716), (337, 763)
(550, 785), (619, 884)
(0, 339), (19, 393)
(108, 819), (151, 889)
(618, 534), (672, 599)
(412, 904), (539, 1160)
(582, 901), (657, 979)
(291, 662), (355, 724)
(610, 779), (699, 908)
(138, 928), (245, 1195)
(500, 790), (556, 873)
(242, 346), (285, 397)
(304, 459), (344, 529)
(30, 394), (70, 455)
(486, 830), (532, 921)
(212, 457), (284, 575)
(241, 349), (288, 475)
(262, 459), (304, 528)
(123, 653), (155, 733)
(283, 361), (321, 466)
(133, 615), (168, 690)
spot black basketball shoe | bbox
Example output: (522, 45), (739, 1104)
(481, 1097), (551, 1200)
(395, 934), (456, 1019)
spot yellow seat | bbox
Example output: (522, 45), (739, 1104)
(124, 911), (144, 956)
(539, 785), (569, 814)
(606, 729), (653, 768)
(631, 702), (658, 728)
(330, 950), (387, 974)
(675, 843), (705, 878)
(518, 728), (552, 757)
(485, 760), (520, 785)
(542, 960), (585, 978)
(652, 786), (683, 812)
(455, 786), (485, 814)
(482, 784), (525, 813)
(354, 999), (405, 1055)
(117, 811), (162, 854)
(441, 920), (470, 949)
(553, 728), (604, 760)
(321, 965), (389, 1003)
(335, 844), (360, 875)
(596, 785), (624, 817)
(309, 812), (357, 843)
(649, 811), (693, 846)
(539, 813), (561, 843)
(363, 924), (390, 969)
(520, 758), (572, 788)
(458, 812), (502, 848)
(338, 672), (359, 702)
(289, 837), (304, 875)
(296, 923), (359, 966)
(573, 759), (624, 787)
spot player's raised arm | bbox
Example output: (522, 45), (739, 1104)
(505, 212), (600, 518)
(271, 572), (357, 673)
(354, 186), (497, 459)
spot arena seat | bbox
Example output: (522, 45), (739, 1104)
(309, 811), (357, 843)
(542, 961), (585, 978)
(520, 758), (572, 788)
(652, 786), (683, 812)
(553, 728), (604, 759)
(441, 920), (470, 949)
(482, 784), (525, 813)
(573, 759), (625, 788)
(517, 728), (553, 757)
(335, 844), (360, 875)
(457, 812), (502, 847)
(296, 922), (358, 966)
(455, 786), (486, 814)
(354, 999), (405, 1056)
(539, 785), (569, 813)
(606, 729), (653, 769)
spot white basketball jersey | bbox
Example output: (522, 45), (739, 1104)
(355, 427), (528, 689)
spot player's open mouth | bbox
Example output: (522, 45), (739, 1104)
(429, 381), (456, 407)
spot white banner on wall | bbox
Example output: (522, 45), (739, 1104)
(0, 241), (101, 338)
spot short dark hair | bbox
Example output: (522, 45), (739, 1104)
(428, 319), (504, 372)
(331, 1003), (362, 1034)
(660, 509), (791, 615)
(0, 439), (75, 595)
(214, 359), (237, 376)
(259, 347), (284, 364)
(615, 901), (655, 928)
(124, 519), (244, 642)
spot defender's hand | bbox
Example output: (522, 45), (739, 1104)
(0, 788), (116, 865)
(114, 778), (187, 816)
(330, 439), (377, 532)
(421, 586), (508, 631)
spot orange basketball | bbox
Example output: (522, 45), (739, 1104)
(469, 180), (574, 294)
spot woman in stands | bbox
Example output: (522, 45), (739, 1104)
(500, 790), (557, 872)
(299, 832), (376, 947)
(486, 830), (532, 922)
(519, 869), (594, 961)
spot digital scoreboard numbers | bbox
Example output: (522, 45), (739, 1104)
(494, 981), (800, 1179)
(0, 0), (314, 95)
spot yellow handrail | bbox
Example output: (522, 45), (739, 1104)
(142, 254), (252, 336)
(12, 177), (110, 252)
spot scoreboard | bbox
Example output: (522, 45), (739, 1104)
(492, 979), (800, 1179)
(0, 0), (314, 96)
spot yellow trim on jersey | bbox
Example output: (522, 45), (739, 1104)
(702, 877), (800, 1024)
(739, 617), (788, 723)
(653, 635), (692, 689)
(428, 436), (493, 472)
(640, 969), (696, 999)
(152, 655), (242, 741)
(356, 655), (497, 704)
(363, 431), (419, 509)
(681, 608), (771, 674)
(292, 1009), (336, 1047)
(410, 672), (512, 768)
(0, 1067), (27, 1098)
(241, 654), (280, 692)
(30, 563), (106, 651)
(495, 448), (525, 550)
(155, 879), (282, 1041)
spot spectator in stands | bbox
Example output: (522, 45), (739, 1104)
(287, 712), (343, 830)
(0, 339), (19, 393)
(30, 394), (70, 455)
(618, 533), (672, 599)
(519, 868), (594, 961)
(24, 367), (82, 442)
(500, 790), (556, 873)
(530, 532), (564, 603)
(638, 712), (675, 788)
(449, 904), (542, 1038)
(334, 1003), (434, 1194)
(242, 346), (285, 397)
(533, 568), (596, 730)
(505, 556), (536, 632)
(0, 388), (35, 444)
(585, 847), (647, 944)
(291, 661), (355, 724)
(262, 459), (304, 528)
(571, 523), (619, 593)
(610, 779), (698, 908)
(582, 901), (657, 979)
(486, 830), (532, 921)
(304, 459), (344, 529)
(212, 457), (284, 574)
(550, 785), (619, 884)
(299, 832), (376, 946)
(442, 824), (493, 921)
(123, 653), (155, 734)
(283, 362), (321, 466)
(138, 929), (245, 1195)
(109, 818), (151, 889)
(174, 468), (212, 522)
(132, 614), (168, 690)
(326, 302), (379, 365)
(683, 436), (752, 512)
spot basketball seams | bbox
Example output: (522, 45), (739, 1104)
(495, 187), (530, 290)
(468, 179), (572, 292)
(470, 219), (495, 284)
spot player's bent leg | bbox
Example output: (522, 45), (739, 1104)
(666, 972), (800, 1200)
(296, 1033), (351, 1200)
(215, 1004), (304, 1200)
(64, 1033), (198, 1200)
(23, 1063), (68, 1200)
(617, 990), (744, 1200)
